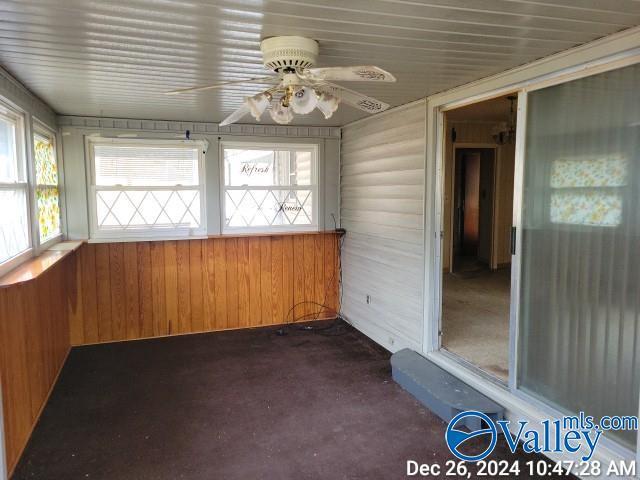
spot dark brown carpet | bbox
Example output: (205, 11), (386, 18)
(12, 321), (568, 479)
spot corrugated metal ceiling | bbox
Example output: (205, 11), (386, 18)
(0, 0), (638, 126)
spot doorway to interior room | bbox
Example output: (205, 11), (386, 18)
(452, 147), (495, 273)
(440, 94), (518, 383)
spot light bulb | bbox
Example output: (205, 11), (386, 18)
(316, 92), (340, 119)
(290, 87), (318, 115)
(246, 93), (271, 121)
(270, 100), (294, 124)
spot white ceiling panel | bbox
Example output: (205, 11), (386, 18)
(0, 0), (638, 126)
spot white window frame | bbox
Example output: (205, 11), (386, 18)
(32, 120), (63, 251)
(86, 137), (207, 241)
(220, 141), (319, 235)
(0, 101), (32, 278)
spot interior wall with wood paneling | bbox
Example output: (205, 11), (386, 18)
(70, 233), (340, 345)
(0, 257), (74, 475)
(442, 120), (515, 271)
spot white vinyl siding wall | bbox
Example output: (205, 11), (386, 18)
(340, 101), (426, 352)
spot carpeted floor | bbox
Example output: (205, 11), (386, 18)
(12, 321), (566, 479)
(442, 262), (511, 381)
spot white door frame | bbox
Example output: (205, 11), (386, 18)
(421, 29), (640, 468)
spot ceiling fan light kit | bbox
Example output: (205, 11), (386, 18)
(270, 101), (294, 124)
(247, 92), (271, 121)
(165, 36), (397, 126)
(316, 92), (340, 119)
(290, 86), (318, 114)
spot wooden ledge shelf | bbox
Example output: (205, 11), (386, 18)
(207, 230), (341, 239)
(85, 230), (342, 244)
(0, 241), (84, 288)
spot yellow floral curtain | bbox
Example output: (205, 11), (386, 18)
(34, 135), (61, 242)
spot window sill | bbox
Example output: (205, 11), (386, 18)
(84, 230), (340, 244)
(0, 241), (84, 289)
(214, 229), (333, 239)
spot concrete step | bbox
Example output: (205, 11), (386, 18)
(391, 349), (504, 429)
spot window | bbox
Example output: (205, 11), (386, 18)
(221, 143), (318, 233)
(34, 127), (62, 243)
(88, 139), (205, 239)
(0, 106), (30, 269)
(549, 155), (626, 227)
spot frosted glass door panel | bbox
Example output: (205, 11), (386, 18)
(518, 63), (640, 449)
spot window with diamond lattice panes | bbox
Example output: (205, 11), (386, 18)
(89, 140), (205, 239)
(222, 144), (318, 233)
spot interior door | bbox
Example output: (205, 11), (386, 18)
(461, 152), (480, 256)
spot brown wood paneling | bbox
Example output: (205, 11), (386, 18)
(259, 238), (272, 325)
(236, 238), (250, 328)
(123, 242), (140, 340)
(248, 238), (262, 327)
(81, 244), (99, 344)
(0, 256), (74, 475)
(189, 240), (204, 333)
(137, 242), (154, 339)
(270, 236), (284, 327)
(176, 240), (191, 335)
(164, 241), (178, 336)
(303, 235), (315, 320)
(292, 235), (305, 321)
(150, 242), (167, 336)
(282, 235), (295, 323)
(203, 239), (216, 331)
(109, 243), (126, 341)
(68, 250), (84, 345)
(225, 239), (239, 329)
(69, 233), (339, 346)
(94, 243), (113, 342)
(213, 239), (228, 330)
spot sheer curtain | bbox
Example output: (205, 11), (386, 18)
(518, 63), (640, 449)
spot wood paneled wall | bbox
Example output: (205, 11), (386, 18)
(0, 256), (74, 474)
(69, 233), (340, 345)
(0, 233), (338, 474)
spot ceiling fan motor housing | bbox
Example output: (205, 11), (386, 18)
(261, 36), (319, 71)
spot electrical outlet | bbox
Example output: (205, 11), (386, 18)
(366, 295), (371, 305)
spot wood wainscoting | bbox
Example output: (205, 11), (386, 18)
(0, 232), (339, 474)
(69, 232), (340, 346)
(0, 253), (76, 474)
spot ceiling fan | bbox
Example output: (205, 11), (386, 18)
(164, 36), (396, 126)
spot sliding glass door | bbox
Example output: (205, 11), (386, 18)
(517, 62), (640, 450)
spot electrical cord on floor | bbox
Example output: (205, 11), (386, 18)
(275, 231), (347, 336)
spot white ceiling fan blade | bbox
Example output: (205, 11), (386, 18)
(164, 76), (278, 95)
(306, 66), (396, 83)
(317, 82), (390, 114)
(219, 103), (251, 127)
